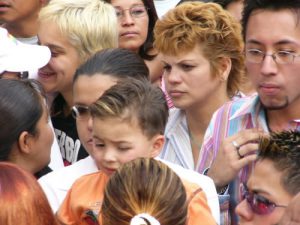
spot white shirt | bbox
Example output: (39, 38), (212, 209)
(38, 156), (98, 212)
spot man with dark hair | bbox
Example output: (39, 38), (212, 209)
(196, 0), (300, 224)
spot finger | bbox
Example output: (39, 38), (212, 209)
(238, 143), (259, 158)
(236, 153), (257, 169)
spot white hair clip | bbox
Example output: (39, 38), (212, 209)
(130, 213), (160, 225)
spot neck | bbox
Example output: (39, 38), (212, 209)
(61, 90), (74, 116)
(266, 107), (300, 132)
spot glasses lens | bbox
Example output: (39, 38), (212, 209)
(130, 6), (147, 17)
(241, 183), (275, 215)
(72, 106), (89, 120)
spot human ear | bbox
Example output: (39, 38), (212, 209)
(17, 131), (33, 155)
(218, 57), (232, 82)
(150, 134), (165, 158)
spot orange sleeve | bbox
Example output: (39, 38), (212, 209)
(183, 180), (216, 225)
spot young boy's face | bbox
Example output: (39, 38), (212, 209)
(91, 116), (164, 176)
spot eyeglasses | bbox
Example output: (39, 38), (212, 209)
(0, 71), (29, 80)
(115, 5), (148, 20)
(240, 183), (287, 215)
(71, 105), (90, 120)
(246, 49), (300, 64)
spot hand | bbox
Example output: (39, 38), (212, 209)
(207, 129), (263, 188)
(278, 192), (300, 225)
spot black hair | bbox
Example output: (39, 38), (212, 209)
(73, 48), (149, 83)
(0, 79), (46, 161)
(242, 0), (300, 39)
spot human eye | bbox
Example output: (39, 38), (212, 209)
(115, 9), (123, 18)
(93, 141), (105, 149)
(131, 6), (146, 16)
(247, 49), (263, 56)
(163, 63), (172, 73)
(180, 63), (195, 71)
(118, 145), (131, 151)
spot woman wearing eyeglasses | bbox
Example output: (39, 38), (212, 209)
(104, 0), (164, 86)
(235, 130), (300, 225)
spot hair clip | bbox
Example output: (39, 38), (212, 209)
(130, 213), (160, 225)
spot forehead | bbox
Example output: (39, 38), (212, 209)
(245, 9), (300, 47)
(110, 0), (145, 7)
(73, 75), (118, 105)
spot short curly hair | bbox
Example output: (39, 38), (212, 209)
(154, 2), (245, 97)
(258, 130), (300, 195)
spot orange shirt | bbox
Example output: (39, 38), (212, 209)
(57, 171), (216, 225)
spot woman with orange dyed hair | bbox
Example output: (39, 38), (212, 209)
(0, 162), (58, 225)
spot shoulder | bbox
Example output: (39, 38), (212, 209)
(39, 156), (97, 189)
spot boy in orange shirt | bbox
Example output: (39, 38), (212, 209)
(57, 78), (216, 225)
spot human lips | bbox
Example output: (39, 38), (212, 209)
(38, 69), (55, 80)
(168, 89), (186, 98)
(120, 31), (139, 37)
(259, 83), (280, 95)
(102, 167), (117, 175)
(0, 2), (10, 11)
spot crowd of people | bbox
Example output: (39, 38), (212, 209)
(1, 0), (300, 225)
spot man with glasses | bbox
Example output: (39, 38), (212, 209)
(195, 0), (300, 224)
(235, 130), (300, 225)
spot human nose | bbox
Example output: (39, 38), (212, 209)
(102, 148), (116, 163)
(120, 10), (134, 25)
(87, 117), (93, 133)
(235, 199), (254, 222)
(260, 53), (278, 76)
(166, 67), (182, 84)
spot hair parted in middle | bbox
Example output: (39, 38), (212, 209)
(154, 1), (245, 97)
(39, 0), (118, 63)
(101, 158), (188, 225)
(89, 78), (169, 138)
(258, 130), (300, 196)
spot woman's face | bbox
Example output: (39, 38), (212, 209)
(37, 20), (81, 95)
(236, 159), (292, 225)
(111, 0), (149, 52)
(161, 44), (226, 110)
(29, 100), (54, 173)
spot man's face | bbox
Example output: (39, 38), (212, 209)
(0, 0), (44, 25)
(245, 9), (300, 111)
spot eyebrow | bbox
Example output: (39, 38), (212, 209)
(246, 39), (300, 47)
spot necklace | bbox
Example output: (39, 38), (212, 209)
(188, 129), (202, 149)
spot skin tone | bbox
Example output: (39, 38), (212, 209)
(236, 159), (292, 225)
(208, 9), (300, 189)
(73, 75), (118, 154)
(10, 101), (53, 174)
(111, 0), (149, 52)
(91, 116), (164, 175)
(0, 0), (47, 37)
(226, 0), (243, 22)
(38, 20), (81, 112)
(161, 44), (231, 166)
(278, 192), (300, 225)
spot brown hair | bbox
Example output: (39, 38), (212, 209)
(258, 130), (300, 196)
(90, 78), (168, 138)
(0, 162), (58, 225)
(154, 2), (245, 97)
(101, 158), (187, 225)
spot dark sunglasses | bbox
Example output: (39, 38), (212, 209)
(240, 183), (287, 215)
(71, 105), (90, 120)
